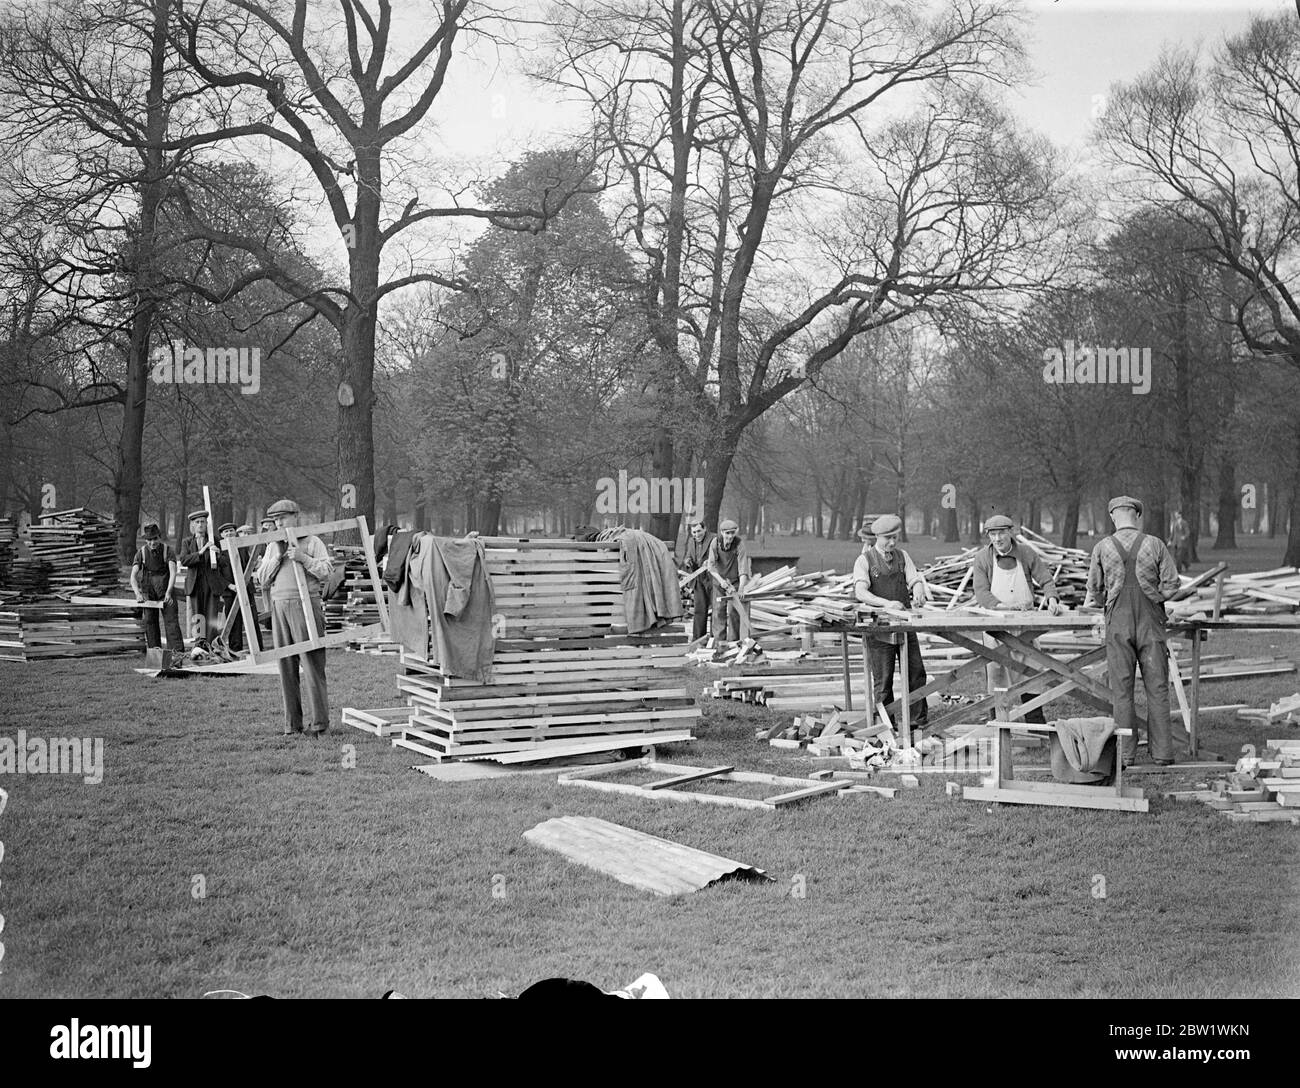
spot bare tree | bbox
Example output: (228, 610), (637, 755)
(166, 0), (601, 527)
(1096, 13), (1300, 561)
(543, 0), (1066, 526)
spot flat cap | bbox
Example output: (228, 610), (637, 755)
(718, 518), (739, 532)
(870, 514), (902, 535)
(266, 498), (300, 516)
(984, 514), (1014, 531)
(237, 524), (254, 534)
(217, 522), (237, 536)
(141, 522), (161, 538)
(857, 526), (876, 542)
(187, 509), (208, 522)
(1108, 495), (1143, 516)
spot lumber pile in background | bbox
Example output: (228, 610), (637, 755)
(351, 538), (699, 762)
(21, 509), (121, 595)
(0, 602), (145, 661)
(918, 528), (1091, 607)
(1166, 566), (1300, 621)
(0, 516), (14, 588)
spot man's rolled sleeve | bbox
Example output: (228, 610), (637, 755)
(1028, 550), (1059, 599)
(971, 550), (999, 608)
(1153, 541), (1180, 601)
(1085, 547), (1105, 608)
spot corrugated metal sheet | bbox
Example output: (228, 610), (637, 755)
(523, 815), (772, 896)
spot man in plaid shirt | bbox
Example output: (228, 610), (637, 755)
(1085, 496), (1181, 764)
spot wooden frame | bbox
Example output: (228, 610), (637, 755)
(962, 721), (1148, 812)
(558, 757), (892, 809)
(222, 516), (389, 666)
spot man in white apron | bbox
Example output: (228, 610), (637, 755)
(971, 515), (1063, 724)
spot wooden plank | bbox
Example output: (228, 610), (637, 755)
(964, 785), (1149, 812)
(561, 775), (770, 810)
(69, 596), (163, 609)
(645, 765), (735, 790)
(764, 781), (848, 806)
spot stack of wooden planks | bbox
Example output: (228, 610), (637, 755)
(0, 516), (14, 588)
(918, 529), (1092, 607)
(0, 602), (145, 661)
(22, 509), (121, 594)
(1166, 566), (1300, 620)
(1165, 740), (1300, 823)
(355, 537), (699, 762)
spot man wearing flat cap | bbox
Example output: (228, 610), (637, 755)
(255, 499), (334, 736)
(213, 522), (253, 653)
(1085, 496), (1180, 765)
(130, 522), (185, 654)
(973, 515), (1063, 725)
(179, 509), (225, 645)
(706, 518), (752, 641)
(681, 517), (716, 641)
(853, 514), (929, 730)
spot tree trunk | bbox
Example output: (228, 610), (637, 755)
(966, 493), (980, 545)
(1285, 424), (1300, 567)
(112, 0), (172, 564)
(1027, 498), (1041, 535)
(1060, 494), (1081, 550)
(701, 434), (738, 529)
(1268, 479), (1281, 538)
(1146, 494), (1166, 542)
(941, 505), (959, 543)
(647, 427), (675, 540)
(1214, 451), (1237, 550)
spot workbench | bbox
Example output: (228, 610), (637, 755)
(822, 609), (1300, 771)
(1165, 615), (1300, 760)
(823, 610), (1109, 778)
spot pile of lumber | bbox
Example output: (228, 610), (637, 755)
(0, 602), (145, 661)
(0, 516), (14, 586)
(757, 709), (986, 772)
(355, 538), (698, 762)
(1238, 693), (1300, 727)
(1166, 566), (1300, 621)
(1165, 740), (1300, 824)
(918, 528), (1092, 608)
(22, 509), (120, 594)
(725, 527), (1092, 632)
(736, 567), (856, 634)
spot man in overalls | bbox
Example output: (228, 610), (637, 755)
(853, 514), (929, 730)
(971, 514), (1063, 724)
(130, 522), (185, 654)
(1085, 496), (1180, 764)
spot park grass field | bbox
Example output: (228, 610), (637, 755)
(1, 620), (1298, 999)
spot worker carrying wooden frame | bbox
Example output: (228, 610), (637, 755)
(220, 509), (390, 667)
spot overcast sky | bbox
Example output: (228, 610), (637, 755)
(424, 0), (1296, 171)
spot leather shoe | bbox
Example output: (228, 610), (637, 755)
(1154, 757), (1175, 766)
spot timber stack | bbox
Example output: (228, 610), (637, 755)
(347, 537), (699, 762)
(22, 508), (121, 595)
(0, 602), (145, 662)
(1165, 565), (1300, 621)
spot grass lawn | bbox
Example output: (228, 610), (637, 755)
(2, 619), (1299, 999)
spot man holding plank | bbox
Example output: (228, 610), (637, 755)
(179, 509), (224, 644)
(255, 498), (333, 736)
(130, 522), (185, 654)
